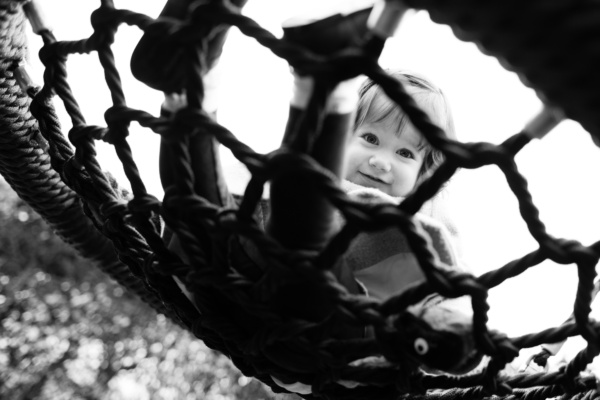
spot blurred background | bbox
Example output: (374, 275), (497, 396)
(0, 178), (279, 400)
(2, 0), (600, 398)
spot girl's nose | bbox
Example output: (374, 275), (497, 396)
(368, 156), (391, 172)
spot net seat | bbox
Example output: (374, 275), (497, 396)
(1, 0), (600, 399)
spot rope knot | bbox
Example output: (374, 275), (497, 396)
(546, 238), (585, 265)
(90, 6), (118, 46)
(127, 194), (161, 215)
(104, 104), (131, 122)
(99, 198), (129, 221)
(102, 126), (128, 145)
(241, 155), (269, 182)
(422, 261), (480, 300)
(38, 44), (61, 67)
(90, 4), (116, 27)
(103, 105), (132, 144)
(490, 331), (519, 361)
(561, 239), (599, 266)
(483, 331), (519, 387)
(68, 125), (106, 149)
(163, 193), (218, 224)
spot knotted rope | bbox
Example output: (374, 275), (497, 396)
(1, 0), (600, 399)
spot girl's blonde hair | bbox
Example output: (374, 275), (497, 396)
(354, 70), (456, 178)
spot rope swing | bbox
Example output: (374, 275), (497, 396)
(2, 0), (600, 398)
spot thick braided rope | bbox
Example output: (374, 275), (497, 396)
(0, 1), (199, 332)
(3, 0), (600, 399)
(406, 0), (600, 144)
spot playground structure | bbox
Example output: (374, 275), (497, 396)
(1, 0), (600, 398)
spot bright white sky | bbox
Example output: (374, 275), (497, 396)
(25, 0), (600, 343)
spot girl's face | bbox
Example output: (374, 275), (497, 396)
(344, 117), (425, 197)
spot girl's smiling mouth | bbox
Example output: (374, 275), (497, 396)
(359, 171), (387, 185)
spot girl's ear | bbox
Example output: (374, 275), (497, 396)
(416, 167), (434, 186)
(416, 150), (434, 180)
(416, 152), (443, 189)
(416, 159), (452, 196)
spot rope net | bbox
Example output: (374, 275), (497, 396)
(2, 0), (600, 399)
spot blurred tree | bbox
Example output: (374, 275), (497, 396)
(0, 178), (285, 400)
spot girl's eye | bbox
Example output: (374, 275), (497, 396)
(361, 133), (379, 145)
(397, 148), (414, 159)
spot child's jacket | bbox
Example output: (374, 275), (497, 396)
(339, 180), (464, 302)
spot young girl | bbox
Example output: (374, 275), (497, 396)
(340, 70), (464, 302)
(345, 70), (456, 199)
(272, 73), (478, 392)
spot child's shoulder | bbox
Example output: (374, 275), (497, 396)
(413, 212), (460, 269)
(342, 180), (463, 270)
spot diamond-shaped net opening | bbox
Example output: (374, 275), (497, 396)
(2, 0), (600, 399)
